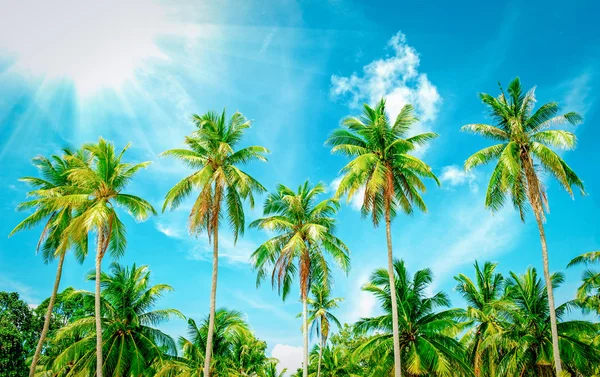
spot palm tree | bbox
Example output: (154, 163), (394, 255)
(568, 251), (600, 315)
(355, 260), (472, 377)
(484, 268), (600, 376)
(53, 138), (156, 377)
(326, 99), (439, 377)
(156, 308), (251, 377)
(454, 261), (508, 377)
(263, 358), (287, 377)
(306, 285), (343, 377)
(308, 345), (357, 377)
(462, 77), (585, 375)
(49, 263), (182, 376)
(9, 149), (90, 377)
(250, 181), (350, 377)
(161, 109), (268, 377)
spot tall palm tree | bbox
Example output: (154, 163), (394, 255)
(568, 251), (600, 315)
(9, 149), (90, 377)
(250, 181), (350, 377)
(156, 308), (251, 377)
(48, 263), (182, 376)
(461, 77), (585, 375)
(53, 138), (156, 377)
(355, 260), (472, 377)
(306, 285), (343, 377)
(484, 268), (600, 376)
(454, 261), (508, 377)
(326, 99), (439, 377)
(161, 109), (268, 377)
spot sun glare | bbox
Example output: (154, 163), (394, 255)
(0, 0), (200, 95)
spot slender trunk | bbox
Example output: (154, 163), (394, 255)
(95, 232), (104, 377)
(29, 252), (66, 377)
(523, 155), (562, 375)
(385, 204), (402, 377)
(535, 211), (563, 375)
(203, 224), (219, 377)
(316, 335), (324, 377)
(302, 296), (309, 377)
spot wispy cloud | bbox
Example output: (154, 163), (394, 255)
(330, 31), (442, 139)
(0, 276), (38, 304)
(561, 71), (595, 118)
(439, 165), (478, 193)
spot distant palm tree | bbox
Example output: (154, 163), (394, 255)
(157, 308), (251, 377)
(55, 138), (156, 377)
(250, 181), (350, 377)
(327, 99), (439, 377)
(50, 263), (182, 376)
(306, 285), (343, 377)
(161, 109), (268, 377)
(486, 268), (600, 376)
(462, 77), (585, 375)
(263, 358), (287, 377)
(10, 149), (90, 377)
(355, 260), (472, 377)
(308, 345), (356, 377)
(568, 251), (600, 315)
(455, 261), (508, 377)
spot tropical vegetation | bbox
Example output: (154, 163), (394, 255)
(7, 80), (599, 377)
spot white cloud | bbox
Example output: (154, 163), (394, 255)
(439, 165), (477, 193)
(0, 0), (205, 94)
(188, 232), (258, 264)
(561, 72), (594, 118)
(0, 276), (38, 304)
(156, 223), (186, 240)
(329, 177), (364, 211)
(271, 344), (303, 376)
(331, 31), (441, 138)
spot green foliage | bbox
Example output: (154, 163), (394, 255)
(156, 308), (272, 377)
(43, 263), (182, 376)
(568, 251), (600, 315)
(0, 292), (41, 376)
(355, 260), (472, 377)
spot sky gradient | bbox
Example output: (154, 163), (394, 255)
(0, 0), (598, 373)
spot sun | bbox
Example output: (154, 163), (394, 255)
(0, 0), (201, 95)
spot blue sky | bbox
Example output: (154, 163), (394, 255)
(0, 0), (598, 372)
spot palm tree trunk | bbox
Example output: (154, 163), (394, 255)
(523, 155), (562, 376)
(203, 224), (219, 377)
(385, 203), (402, 377)
(534, 210), (563, 375)
(95, 232), (104, 377)
(28, 252), (66, 377)
(316, 336), (324, 377)
(302, 295), (309, 377)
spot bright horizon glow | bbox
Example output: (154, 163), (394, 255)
(0, 0), (202, 95)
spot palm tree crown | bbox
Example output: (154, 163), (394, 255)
(326, 99), (439, 223)
(58, 138), (157, 256)
(161, 109), (268, 240)
(462, 77), (584, 219)
(250, 181), (350, 300)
